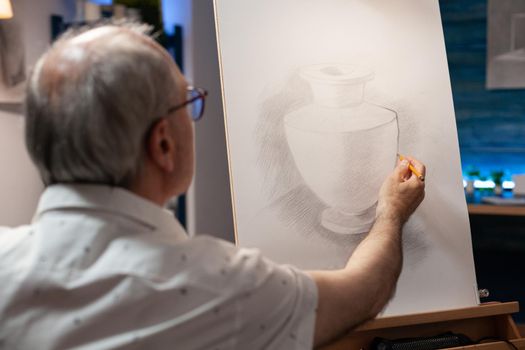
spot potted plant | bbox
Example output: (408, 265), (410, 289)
(465, 166), (480, 195)
(491, 170), (505, 196)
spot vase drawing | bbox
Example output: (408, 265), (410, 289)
(284, 63), (399, 234)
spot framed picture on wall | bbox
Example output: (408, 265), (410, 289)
(0, 17), (26, 104)
(487, 0), (525, 89)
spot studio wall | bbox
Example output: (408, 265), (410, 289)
(441, 0), (525, 177)
(0, 0), (75, 226)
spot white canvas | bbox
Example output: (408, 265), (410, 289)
(214, 0), (479, 316)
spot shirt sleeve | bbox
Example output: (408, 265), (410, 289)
(232, 247), (319, 350)
(184, 236), (318, 350)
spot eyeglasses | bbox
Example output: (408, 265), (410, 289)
(143, 86), (207, 145)
(167, 86), (208, 121)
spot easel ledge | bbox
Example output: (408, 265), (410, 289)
(322, 302), (524, 349)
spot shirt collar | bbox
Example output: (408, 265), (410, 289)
(34, 184), (188, 240)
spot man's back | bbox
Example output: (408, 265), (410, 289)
(0, 184), (317, 349)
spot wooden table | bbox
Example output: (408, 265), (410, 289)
(468, 204), (525, 216)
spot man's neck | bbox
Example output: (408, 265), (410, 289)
(128, 172), (171, 207)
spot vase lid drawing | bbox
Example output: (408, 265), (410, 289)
(301, 63), (374, 85)
(299, 64), (374, 108)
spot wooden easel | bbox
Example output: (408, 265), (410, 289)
(322, 302), (524, 349)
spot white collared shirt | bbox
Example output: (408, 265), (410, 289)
(0, 185), (317, 350)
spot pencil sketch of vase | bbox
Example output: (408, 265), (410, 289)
(284, 64), (398, 234)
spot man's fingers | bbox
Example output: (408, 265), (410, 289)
(405, 156), (426, 179)
(394, 159), (411, 180)
(402, 174), (426, 191)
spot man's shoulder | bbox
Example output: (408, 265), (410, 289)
(0, 224), (31, 235)
(182, 235), (257, 261)
(172, 235), (265, 286)
(176, 235), (315, 297)
(0, 225), (32, 254)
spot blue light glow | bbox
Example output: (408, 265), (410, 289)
(162, 0), (177, 35)
(463, 179), (516, 190)
(474, 180), (496, 189)
(161, 0), (191, 35)
(89, 0), (113, 5)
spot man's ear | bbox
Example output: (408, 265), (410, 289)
(146, 118), (176, 173)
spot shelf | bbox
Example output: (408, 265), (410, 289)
(355, 302), (519, 331)
(468, 204), (525, 216)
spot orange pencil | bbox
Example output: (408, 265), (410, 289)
(398, 154), (425, 181)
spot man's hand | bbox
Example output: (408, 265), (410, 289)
(309, 156), (426, 347)
(376, 157), (426, 225)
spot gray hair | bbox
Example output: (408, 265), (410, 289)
(25, 23), (179, 187)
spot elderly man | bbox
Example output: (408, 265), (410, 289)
(0, 24), (425, 349)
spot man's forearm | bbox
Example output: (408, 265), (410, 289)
(343, 214), (404, 317)
(311, 158), (426, 347)
(309, 215), (404, 346)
